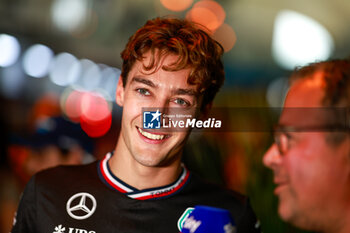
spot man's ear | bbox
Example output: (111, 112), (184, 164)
(199, 102), (213, 120)
(116, 76), (124, 107)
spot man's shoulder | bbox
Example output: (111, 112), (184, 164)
(34, 161), (99, 187)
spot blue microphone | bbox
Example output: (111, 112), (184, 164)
(181, 205), (236, 233)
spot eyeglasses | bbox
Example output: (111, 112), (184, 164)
(273, 124), (349, 155)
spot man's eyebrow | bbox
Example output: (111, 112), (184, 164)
(173, 88), (198, 96)
(131, 76), (198, 96)
(131, 77), (156, 87)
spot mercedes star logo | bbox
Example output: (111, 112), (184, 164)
(66, 192), (97, 220)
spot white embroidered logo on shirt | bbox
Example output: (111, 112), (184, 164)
(53, 224), (66, 233)
(66, 192), (97, 220)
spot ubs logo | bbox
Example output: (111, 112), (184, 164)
(53, 224), (96, 233)
(66, 192), (97, 220)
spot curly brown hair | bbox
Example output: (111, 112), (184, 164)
(120, 17), (225, 110)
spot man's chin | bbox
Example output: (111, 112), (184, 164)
(278, 199), (296, 222)
(132, 154), (165, 167)
(278, 201), (313, 230)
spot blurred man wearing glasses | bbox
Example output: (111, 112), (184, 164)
(263, 59), (350, 233)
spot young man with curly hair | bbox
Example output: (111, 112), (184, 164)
(12, 17), (260, 233)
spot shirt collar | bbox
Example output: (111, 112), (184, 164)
(98, 152), (190, 200)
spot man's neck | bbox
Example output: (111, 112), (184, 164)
(109, 140), (183, 190)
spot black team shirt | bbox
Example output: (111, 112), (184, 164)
(12, 153), (261, 233)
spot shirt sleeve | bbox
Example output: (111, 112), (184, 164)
(11, 176), (37, 233)
(236, 198), (261, 233)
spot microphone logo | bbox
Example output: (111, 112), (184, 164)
(224, 222), (236, 233)
(180, 205), (236, 233)
(183, 216), (202, 233)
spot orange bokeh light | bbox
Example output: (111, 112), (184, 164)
(160, 0), (193, 12)
(32, 93), (61, 119)
(213, 23), (237, 52)
(187, 0), (225, 32)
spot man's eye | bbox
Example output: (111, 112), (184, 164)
(137, 88), (150, 96)
(174, 98), (189, 106)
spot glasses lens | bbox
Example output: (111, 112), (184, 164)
(274, 132), (289, 155)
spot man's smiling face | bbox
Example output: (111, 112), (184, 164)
(116, 51), (202, 168)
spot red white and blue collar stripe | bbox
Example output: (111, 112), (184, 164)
(98, 152), (190, 200)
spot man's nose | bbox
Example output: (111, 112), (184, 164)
(148, 96), (169, 126)
(263, 144), (282, 169)
(151, 95), (169, 109)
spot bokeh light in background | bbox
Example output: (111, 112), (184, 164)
(212, 23), (236, 52)
(80, 112), (112, 138)
(22, 44), (54, 78)
(51, 0), (91, 33)
(71, 59), (101, 91)
(48, 51), (119, 137)
(99, 66), (120, 101)
(81, 91), (111, 122)
(71, 9), (99, 39)
(49, 52), (80, 86)
(272, 10), (334, 70)
(31, 93), (61, 123)
(0, 34), (21, 67)
(61, 88), (84, 122)
(0, 62), (26, 99)
(61, 88), (113, 137)
(80, 91), (112, 138)
(160, 0), (193, 12)
(186, 0), (225, 32)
